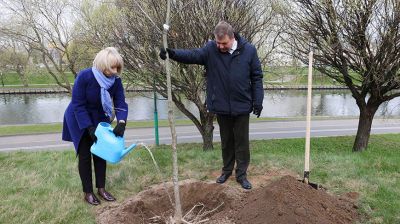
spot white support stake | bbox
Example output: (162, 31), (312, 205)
(304, 49), (313, 184)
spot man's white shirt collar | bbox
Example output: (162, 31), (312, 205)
(229, 40), (237, 54)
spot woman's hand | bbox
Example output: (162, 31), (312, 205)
(113, 121), (126, 137)
(87, 126), (97, 143)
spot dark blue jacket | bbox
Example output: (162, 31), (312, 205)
(62, 68), (128, 152)
(171, 34), (264, 115)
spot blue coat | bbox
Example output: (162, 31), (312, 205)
(62, 68), (128, 152)
(171, 34), (264, 116)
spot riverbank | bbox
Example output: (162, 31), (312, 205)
(0, 119), (195, 136)
(0, 84), (348, 94)
(0, 116), (361, 136)
(0, 85), (150, 94)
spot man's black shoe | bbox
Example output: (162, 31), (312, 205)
(237, 178), (252, 190)
(216, 173), (231, 184)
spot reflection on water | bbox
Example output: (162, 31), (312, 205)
(1, 90), (400, 125)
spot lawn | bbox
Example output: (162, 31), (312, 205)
(0, 71), (75, 86)
(264, 67), (340, 86)
(1, 134), (399, 223)
(0, 67), (343, 87)
(0, 120), (200, 136)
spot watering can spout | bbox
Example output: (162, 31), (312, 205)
(121, 143), (137, 158)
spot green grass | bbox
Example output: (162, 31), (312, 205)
(0, 123), (65, 136)
(0, 120), (195, 136)
(264, 66), (343, 86)
(1, 134), (399, 223)
(0, 71), (75, 86)
(1, 67), (344, 87)
(294, 73), (340, 85)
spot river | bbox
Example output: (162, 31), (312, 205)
(1, 90), (399, 125)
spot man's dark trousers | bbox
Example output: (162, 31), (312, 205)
(217, 114), (250, 181)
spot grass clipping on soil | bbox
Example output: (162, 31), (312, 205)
(97, 176), (358, 224)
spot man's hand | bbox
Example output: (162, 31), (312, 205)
(87, 126), (97, 143)
(113, 121), (126, 137)
(159, 48), (175, 60)
(253, 105), (263, 118)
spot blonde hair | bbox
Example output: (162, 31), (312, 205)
(93, 47), (124, 74)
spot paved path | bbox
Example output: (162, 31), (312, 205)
(1, 118), (400, 152)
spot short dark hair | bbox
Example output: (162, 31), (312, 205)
(214, 21), (234, 39)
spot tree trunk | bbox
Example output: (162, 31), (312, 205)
(17, 71), (29, 87)
(163, 0), (182, 223)
(0, 72), (4, 87)
(61, 72), (72, 93)
(201, 115), (215, 151)
(16, 65), (28, 87)
(353, 103), (379, 152)
(171, 93), (215, 151)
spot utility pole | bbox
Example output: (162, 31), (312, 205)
(153, 78), (159, 146)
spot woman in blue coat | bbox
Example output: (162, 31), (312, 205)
(62, 47), (128, 205)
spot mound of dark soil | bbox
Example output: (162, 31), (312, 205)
(97, 176), (358, 224)
(233, 176), (358, 224)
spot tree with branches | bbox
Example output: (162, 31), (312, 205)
(0, 39), (32, 87)
(286, 0), (400, 151)
(0, 0), (82, 93)
(107, 0), (281, 150)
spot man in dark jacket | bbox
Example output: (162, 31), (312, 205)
(159, 21), (264, 189)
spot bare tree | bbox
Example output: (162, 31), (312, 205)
(285, 0), (400, 151)
(0, 39), (32, 87)
(160, 0), (183, 222)
(74, 1), (121, 49)
(100, 0), (280, 151)
(0, 0), (82, 92)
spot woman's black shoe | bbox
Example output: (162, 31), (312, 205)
(84, 193), (100, 205)
(98, 188), (116, 201)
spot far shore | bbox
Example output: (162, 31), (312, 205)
(0, 84), (348, 94)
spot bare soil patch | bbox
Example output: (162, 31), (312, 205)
(97, 175), (358, 224)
